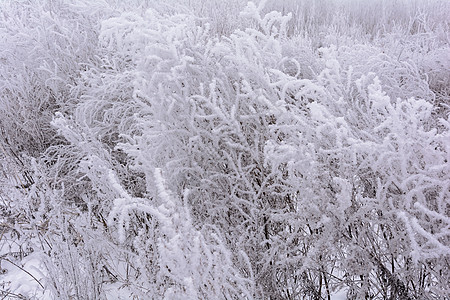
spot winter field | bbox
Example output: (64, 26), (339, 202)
(0, 0), (449, 299)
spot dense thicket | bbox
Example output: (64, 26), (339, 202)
(0, 0), (449, 299)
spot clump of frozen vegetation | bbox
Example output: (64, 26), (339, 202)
(0, 0), (449, 299)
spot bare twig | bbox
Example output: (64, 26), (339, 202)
(0, 289), (28, 300)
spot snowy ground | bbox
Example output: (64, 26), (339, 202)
(0, 245), (50, 299)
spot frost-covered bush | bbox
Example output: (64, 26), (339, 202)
(265, 45), (450, 298)
(1, 0), (449, 299)
(0, 0), (105, 157)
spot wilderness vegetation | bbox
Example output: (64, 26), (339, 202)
(0, 0), (449, 299)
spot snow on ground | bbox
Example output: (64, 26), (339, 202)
(0, 252), (51, 299)
(331, 288), (348, 300)
(0, 230), (50, 299)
